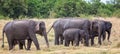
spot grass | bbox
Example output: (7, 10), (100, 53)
(0, 17), (120, 54)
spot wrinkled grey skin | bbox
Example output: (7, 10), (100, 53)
(63, 28), (88, 46)
(13, 40), (26, 50)
(2, 20), (49, 50)
(90, 19), (106, 45)
(47, 18), (91, 46)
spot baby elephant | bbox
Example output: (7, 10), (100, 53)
(63, 28), (88, 46)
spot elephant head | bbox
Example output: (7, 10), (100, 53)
(104, 21), (112, 41)
(35, 21), (49, 47)
(90, 20), (97, 37)
(79, 30), (89, 46)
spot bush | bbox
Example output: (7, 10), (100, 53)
(97, 8), (112, 17)
(112, 9), (120, 18)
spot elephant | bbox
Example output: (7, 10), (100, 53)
(47, 18), (72, 45)
(2, 20), (49, 50)
(63, 19), (91, 46)
(47, 18), (91, 46)
(90, 19), (106, 45)
(63, 28), (88, 46)
(91, 19), (112, 45)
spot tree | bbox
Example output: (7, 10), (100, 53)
(0, 0), (27, 19)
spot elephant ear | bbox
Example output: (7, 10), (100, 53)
(39, 21), (45, 31)
(35, 22), (40, 31)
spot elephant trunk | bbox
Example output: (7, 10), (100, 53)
(90, 21), (93, 38)
(43, 30), (49, 48)
(107, 29), (111, 42)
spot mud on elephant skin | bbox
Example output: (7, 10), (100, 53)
(63, 28), (89, 46)
(2, 20), (49, 50)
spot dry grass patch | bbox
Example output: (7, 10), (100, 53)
(0, 18), (120, 54)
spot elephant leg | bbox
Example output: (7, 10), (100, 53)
(75, 41), (79, 46)
(91, 37), (94, 46)
(55, 33), (59, 45)
(102, 32), (106, 41)
(29, 34), (40, 50)
(18, 42), (23, 50)
(22, 41), (27, 50)
(6, 34), (14, 50)
(27, 39), (32, 50)
(75, 39), (79, 46)
(84, 35), (89, 46)
(64, 40), (68, 46)
(68, 40), (70, 46)
(71, 41), (74, 46)
(81, 39), (84, 44)
(60, 35), (64, 45)
(107, 30), (111, 43)
(8, 39), (14, 50)
(98, 35), (102, 45)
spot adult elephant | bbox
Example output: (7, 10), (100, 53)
(47, 18), (91, 46)
(47, 18), (72, 45)
(2, 20), (49, 50)
(63, 19), (91, 46)
(90, 19), (106, 45)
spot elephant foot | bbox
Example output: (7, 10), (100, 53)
(84, 42), (89, 46)
(9, 48), (13, 50)
(19, 48), (23, 50)
(75, 45), (79, 46)
(26, 48), (31, 50)
(91, 43), (94, 46)
(26, 49), (31, 51)
(19, 47), (23, 50)
(64, 44), (69, 47)
(65, 45), (69, 47)
(98, 42), (102, 45)
(37, 48), (40, 50)
(55, 43), (59, 45)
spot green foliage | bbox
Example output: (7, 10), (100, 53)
(0, 0), (119, 19)
(54, 0), (79, 17)
(113, 9), (120, 18)
(0, 0), (27, 19)
(97, 8), (112, 17)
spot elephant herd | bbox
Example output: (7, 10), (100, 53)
(1, 18), (112, 50)
(47, 18), (112, 46)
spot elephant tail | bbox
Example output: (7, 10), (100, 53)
(47, 25), (53, 34)
(2, 30), (5, 48)
(47, 20), (57, 34)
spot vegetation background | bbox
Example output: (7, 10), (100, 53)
(0, 0), (120, 19)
